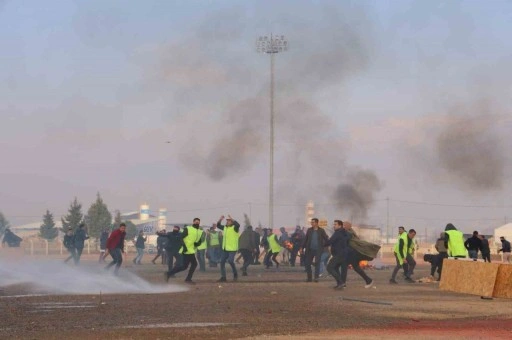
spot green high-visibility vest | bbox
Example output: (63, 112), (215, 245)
(183, 225), (201, 255)
(267, 234), (281, 254)
(445, 229), (467, 257)
(393, 232), (408, 264)
(222, 225), (239, 251)
(209, 231), (220, 246)
(197, 230), (207, 250)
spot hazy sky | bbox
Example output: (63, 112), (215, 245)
(1, 0), (512, 236)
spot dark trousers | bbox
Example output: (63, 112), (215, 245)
(265, 251), (279, 268)
(167, 252), (183, 274)
(168, 253), (197, 281)
(74, 247), (84, 265)
(305, 248), (323, 280)
(404, 254), (416, 277)
(391, 253), (409, 280)
(240, 249), (253, 273)
(431, 252), (448, 278)
(253, 247), (261, 264)
(327, 255), (344, 284)
(290, 245), (300, 266)
(341, 252), (372, 285)
(482, 252), (491, 263)
(152, 248), (166, 264)
(105, 248), (123, 274)
(64, 248), (76, 263)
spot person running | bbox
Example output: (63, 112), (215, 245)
(166, 218), (202, 284)
(217, 215), (240, 282)
(73, 224), (89, 265)
(63, 227), (76, 264)
(325, 220), (349, 289)
(133, 230), (147, 265)
(104, 223), (126, 275)
(164, 226), (184, 280)
(265, 229), (282, 269)
(341, 221), (375, 288)
(302, 218), (329, 282)
(151, 230), (167, 264)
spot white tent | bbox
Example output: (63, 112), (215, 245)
(494, 223), (512, 245)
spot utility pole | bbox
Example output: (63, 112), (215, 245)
(256, 34), (288, 229)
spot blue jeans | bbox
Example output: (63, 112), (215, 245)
(220, 250), (237, 278)
(105, 248), (123, 274)
(196, 249), (206, 271)
(319, 251), (329, 274)
(209, 246), (221, 264)
(134, 248), (144, 263)
(468, 250), (478, 259)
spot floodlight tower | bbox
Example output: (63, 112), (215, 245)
(256, 34), (288, 229)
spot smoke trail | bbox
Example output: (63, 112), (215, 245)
(333, 168), (382, 222)
(436, 112), (505, 191)
(0, 258), (187, 295)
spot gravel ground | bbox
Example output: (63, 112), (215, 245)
(1, 255), (512, 339)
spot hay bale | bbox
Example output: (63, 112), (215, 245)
(440, 259), (500, 297)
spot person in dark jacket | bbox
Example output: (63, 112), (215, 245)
(290, 226), (305, 267)
(239, 225), (258, 276)
(165, 226), (184, 279)
(302, 218), (329, 282)
(99, 229), (109, 263)
(73, 224), (89, 265)
(479, 235), (491, 262)
(260, 228), (271, 267)
(151, 230), (167, 264)
(325, 220), (350, 289)
(2, 228), (22, 247)
(133, 230), (147, 264)
(166, 218), (202, 284)
(252, 227), (261, 265)
(431, 232), (448, 280)
(464, 231), (482, 260)
(498, 236), (511, 263)
(63, 227), (76, 263)
(104, 223), (126, 275)
(341, 221), (375, 288)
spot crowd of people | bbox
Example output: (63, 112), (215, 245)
(55, 218), (512, 284)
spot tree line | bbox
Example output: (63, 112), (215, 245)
(0, 193), (137, 241)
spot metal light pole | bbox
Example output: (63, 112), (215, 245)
(256, 34), (288, 229)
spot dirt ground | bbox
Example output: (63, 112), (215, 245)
(1, 254), (512, 339)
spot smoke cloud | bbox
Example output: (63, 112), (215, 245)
(0, 258), (186, 295)
(148, 4), (382, 221)
(333, 168), (383, 221)
(436, 109), (505, 191)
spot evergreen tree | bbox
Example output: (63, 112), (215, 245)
(61, 197), (84, 233)
(39, 210), (58, 240)
(124, 220), (137, 240)
(0, 211), (10, 236)
(114, 210), (122, 228)
(85, 193), (112, 238)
